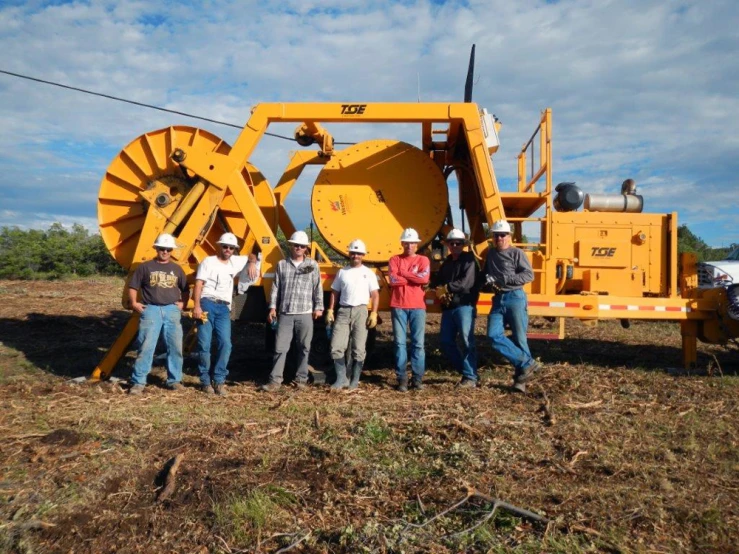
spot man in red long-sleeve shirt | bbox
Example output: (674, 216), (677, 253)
(388, 228), (430, 392)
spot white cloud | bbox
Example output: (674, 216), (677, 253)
(0, 0), (737, 251)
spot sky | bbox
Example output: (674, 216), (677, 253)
(0, 0), (737, 249)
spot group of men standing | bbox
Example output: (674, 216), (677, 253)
(127, 220), (541, 395)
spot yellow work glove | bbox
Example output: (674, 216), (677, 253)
(325, 309), (335, 326)
(434, 285), (449, 299)
(366, 311), (378, 329)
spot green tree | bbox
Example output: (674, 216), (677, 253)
(0, 224), (124, 279)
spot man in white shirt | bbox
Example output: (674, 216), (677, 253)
(326, 239), (380, 390)
(193, 232), (252, 396)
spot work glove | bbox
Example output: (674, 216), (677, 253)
(435, 284), (453, 307)
(366, 312), (378, 329)
(482, 274), (501, 293)
(325, 309), (335, 326)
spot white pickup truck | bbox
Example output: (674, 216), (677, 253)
(698, 246), (739, 288)
(698, 246), (739, 320)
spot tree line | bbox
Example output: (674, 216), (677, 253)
(677, 225), (736, 262)
(0, 223), (124, 279)
(0, 222), (734, 280)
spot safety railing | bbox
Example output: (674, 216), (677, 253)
(515, 109), (553, 260)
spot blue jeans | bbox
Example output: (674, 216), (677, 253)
(131, 304), (183, 386)
(440, 305), (478, 382)
(391, 308), (426, 380)
(486, 289), (534, 374)
(197, 298), (232, 385)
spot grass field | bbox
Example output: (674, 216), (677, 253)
(0, 277), (737, 553)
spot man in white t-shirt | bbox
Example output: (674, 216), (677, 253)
(193, 232), (253, 396)
(326, 239), (380, 390)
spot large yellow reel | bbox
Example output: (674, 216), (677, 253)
(98, 126), (276, 270)
(311, 140), (448, 263)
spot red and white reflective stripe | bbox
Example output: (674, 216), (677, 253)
(475, 299), (692, 312)
(600, 304), (690, 312)
(529, 301), (581, 308)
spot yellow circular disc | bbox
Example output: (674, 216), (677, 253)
(98, 126), (275, 270)
(311, 140), (448, 263)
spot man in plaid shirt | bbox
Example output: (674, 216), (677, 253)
(261, 231), (324, 391)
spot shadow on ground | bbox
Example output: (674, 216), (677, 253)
(2, 313), (735, 383)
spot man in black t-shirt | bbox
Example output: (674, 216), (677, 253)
(127, 233), (189, 394)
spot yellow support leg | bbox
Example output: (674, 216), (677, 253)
(680, 320), (698, 370)
(90, 314), (140, 380)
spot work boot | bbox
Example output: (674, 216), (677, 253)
(260, 382), (281, 393)
(396, 378), (408, 393)
(331, 358), (349, 391)
(456, 378), (477, 389)
(201, 383), (215, 395)
(348, 360), (364, 390)
(129, 384), (145, 395)
(214, 383), (227, 397)
(167, 382), (185, 391)
(511, 381), (527, 394)
(410, 376), (424, 391)
(294, 381), (308, 391)
(516, 361), (541, 384)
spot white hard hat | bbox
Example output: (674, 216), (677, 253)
(347, 239), (367, 254)
(446, 228), (466, 241)
(491, 220), (511, 234)
(216, 232), (239, 247)
(288, 230), (310, 246)
(400, 228), (421, 243)
(153, 233), (176, 249)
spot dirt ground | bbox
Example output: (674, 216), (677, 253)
(0, 277), (737, 553)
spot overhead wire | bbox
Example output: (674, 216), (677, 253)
(0, 68), (345, 143)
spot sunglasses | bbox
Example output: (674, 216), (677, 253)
(156, 247), (173, 252)
(448, 241), (464, 246)
(493, 233), (509, 239)
(349, 252), (364, 256)
(292, 244), (308, 249)
(221, 245), (236, 250)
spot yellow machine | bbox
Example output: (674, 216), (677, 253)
(91, 61), (738, 379)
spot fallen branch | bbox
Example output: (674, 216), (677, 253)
(403, 486), (549, 538)
(568, 450), (589, 468)
(270, 392), (297, 411)
(404, 485), (624, 551)
(451, 419), (483, 438)
(254, 428), (282, 440)
(565, 400), (603, 409)
(538, 390), (555, 426)
(157, 452), (184, 502)
(275, 531), (312, 553)
(710, 353), (724, 377)
(466, 487), (550, 524)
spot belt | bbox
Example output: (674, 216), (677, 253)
(202, 297), (230, 305)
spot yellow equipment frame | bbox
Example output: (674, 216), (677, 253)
(92, 102), (737, 378)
